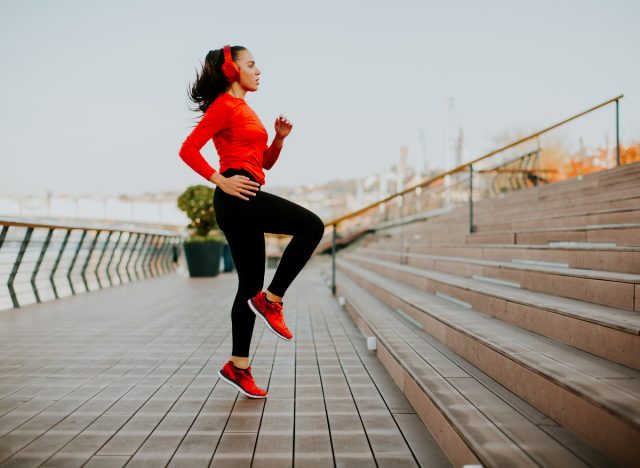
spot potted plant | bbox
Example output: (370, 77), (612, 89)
(177, 184), (225, 277)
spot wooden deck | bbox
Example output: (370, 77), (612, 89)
(0, 255), (450, 467)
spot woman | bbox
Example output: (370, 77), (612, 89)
(179, 45), (325, 398)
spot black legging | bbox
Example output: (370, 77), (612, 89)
(213, 167), (326, 357)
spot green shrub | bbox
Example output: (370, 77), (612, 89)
(176, 184), (225, 242)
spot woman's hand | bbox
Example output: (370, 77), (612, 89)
(218, 175), (260, 201)
(275, 114), (293, 138)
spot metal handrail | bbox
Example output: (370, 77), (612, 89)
(0, 217), (182, 309)
(322, 94), (625, 294)
(0, 216), (178, 236)
(325, 94), (623, 227)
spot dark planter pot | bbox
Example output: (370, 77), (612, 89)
(182, 240), (224, 277)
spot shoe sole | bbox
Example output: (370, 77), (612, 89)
(247, 298), (293, 341)
(217, 370), (267, 399)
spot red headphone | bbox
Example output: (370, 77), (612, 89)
(221, 44), (239, 83)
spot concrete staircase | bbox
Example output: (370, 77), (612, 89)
(330, 162), (640, 467)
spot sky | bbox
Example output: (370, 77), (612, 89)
(1, 0), (638, 196)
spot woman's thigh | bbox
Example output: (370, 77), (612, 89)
(223, 225), (265, 292)
(213, 185), (257, 232)
(213, 179), (265, 290)
(252, 190), (325, 237)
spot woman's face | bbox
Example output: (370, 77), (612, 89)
(234, 49), (261, 92)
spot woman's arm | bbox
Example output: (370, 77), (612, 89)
(263, 135), (284, 170)
(263, 115), (292, 170)
(178, 102), (231, 182)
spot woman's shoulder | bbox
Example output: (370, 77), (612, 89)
(216, 92), (245, 107)
(206, 93), (244, 114)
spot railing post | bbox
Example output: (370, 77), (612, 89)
(124, 233), (141, 283)
(149, 235), (165, 277)
(331, 224), (337, 295)
(8, 227), (33, 308)
(80, 229), (100, 292)
(0, 225), (8, 250)
(616, 99), (620, 166)
(400, 195), (405, 264)
(138, 234), (149, 279)
(67, 229), (87, 295)
(94, 231), (113, 289)
(133, 234), (149, 281)
(114, 231), (132, 285)
(143, 234), (156, 277)
(158, 236), (171, 275)
(140, 234), (157, 279)
(50, 229), (71, 299)
(32, 228), (54, 303)
(469, 164), (475, 233)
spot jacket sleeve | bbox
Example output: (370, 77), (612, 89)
(262, 141), (282, 170)
(179, 102), (231, 181)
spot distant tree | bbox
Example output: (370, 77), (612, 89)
(621, 141), (640, 165)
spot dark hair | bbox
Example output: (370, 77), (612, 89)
(187, 45), (246, 115)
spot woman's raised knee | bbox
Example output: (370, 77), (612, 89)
(289, 212), (325, 243)
(308, 214), (326, 243)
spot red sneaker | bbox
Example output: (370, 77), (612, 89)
(248, 292), (293, 341)
(217, 360), (268, 398)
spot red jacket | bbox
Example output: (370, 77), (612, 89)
(179, 92), (282, 185)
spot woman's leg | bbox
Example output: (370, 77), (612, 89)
(223, 226), (266, 359)
(214, 183), (266, 363)
(252, 190), (326, 298)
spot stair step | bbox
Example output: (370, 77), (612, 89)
(470, 223), (640, 247)
(473, 185), (640, 213)
(421, 180), (640, 223)
(475, 207), (640, 232)
(359, 249), (640, 311)
(472, 163), (640, 204)
(367, 247), (639, 281)
(375, 231), (640, 273)
(472, 194), (640, 224)
(337, 258), (640, 466)
(335, 266), (618, 467)
(343, 252), (640, 369)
